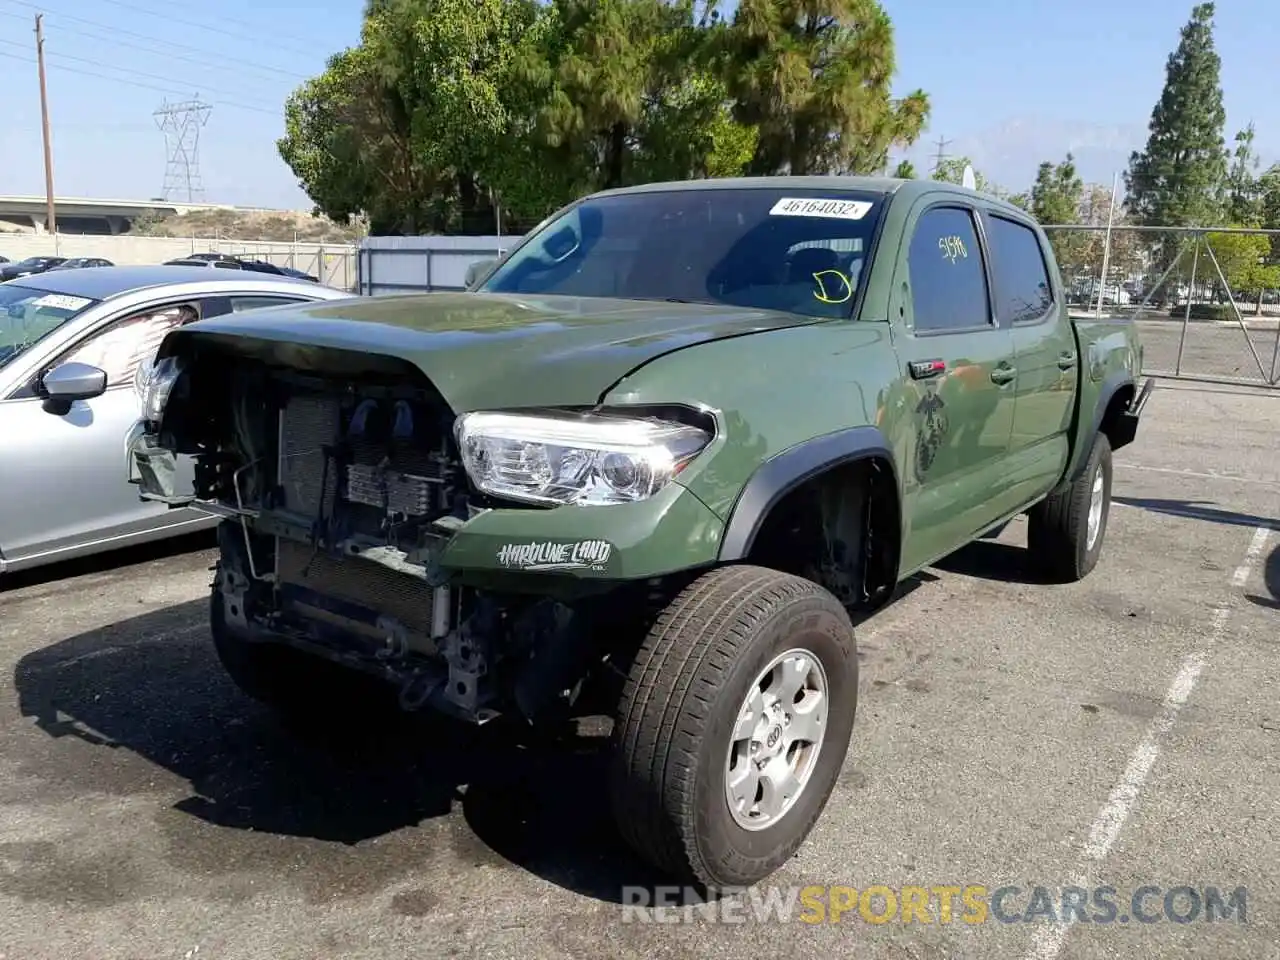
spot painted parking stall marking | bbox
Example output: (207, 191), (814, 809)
(1024, 525), (1271, 960)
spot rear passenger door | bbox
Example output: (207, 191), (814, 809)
(891, 201), (1018, 572)
(982, 211), (1077, 503)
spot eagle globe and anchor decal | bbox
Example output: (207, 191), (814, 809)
(913, 383), (950, 483)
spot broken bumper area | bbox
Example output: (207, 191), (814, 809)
(125, 419), (192, 505)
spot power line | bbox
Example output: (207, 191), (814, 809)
(0, 48), (281, 116)
(0, 2), (313, 80)
(22, 0), (327, 59)
(0, 36), (281, 111)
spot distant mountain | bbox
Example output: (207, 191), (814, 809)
(895, 116), (1148, 192)
(894, 115), (1279, 194)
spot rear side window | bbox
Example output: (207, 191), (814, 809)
(987, 215), (1053, 322)
(907, 207), (990, 333)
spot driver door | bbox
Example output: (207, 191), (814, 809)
(0, 300), (204, 567)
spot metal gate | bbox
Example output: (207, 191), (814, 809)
(1043, 224), (1280, 387)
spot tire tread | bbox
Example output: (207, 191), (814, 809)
(611, 564), (851, 886)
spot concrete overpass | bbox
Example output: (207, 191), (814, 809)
(0, 195), (269, 235)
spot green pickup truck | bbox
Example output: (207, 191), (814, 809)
(125, 176), (1150, 891)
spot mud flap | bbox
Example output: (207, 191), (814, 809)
(126, 420), (196, 506)
(1109, 377), (1154, 451)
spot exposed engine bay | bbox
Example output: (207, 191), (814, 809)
(157, 356), (629, 726)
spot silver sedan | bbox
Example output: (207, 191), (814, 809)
(0, 265), (354, 575)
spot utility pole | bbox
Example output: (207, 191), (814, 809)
(34, 14), (57, 234)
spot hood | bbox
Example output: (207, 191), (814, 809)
(168, 291), (827, 412)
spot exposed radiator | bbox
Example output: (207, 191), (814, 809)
(279, 394), (341, 518)
(276, 538), (435, 637)
(277, 392), (447, 520)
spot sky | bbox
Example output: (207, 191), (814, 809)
(0, 0), (1276, 211)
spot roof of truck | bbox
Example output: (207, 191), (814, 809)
(585, 175), (1033, 220)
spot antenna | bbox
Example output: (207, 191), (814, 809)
(154, 97), (212, 202)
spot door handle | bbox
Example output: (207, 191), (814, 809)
(990, 365), (1017, 385)
(1057, 352), (1077, 370)
(909, 359), (946, 380)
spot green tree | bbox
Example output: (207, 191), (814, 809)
(278, 42), (447, 235)
(1205, 230), (1280, 312)
(1029, 154), (1086, 279)
(277, 0), (929, 234)
(931, 156), (991, 191)
(1262, 165), (1280, 228)
(1225, 123), (1264, 225)
(1123, 2), (1229, 228)
(891, 159), (917, 178)
(1029, 154), (1083, 225)
(1258, 164), (1280, 262)
(724, 0), (929, 176)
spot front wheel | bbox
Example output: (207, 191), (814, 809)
(608, 564), (859, 890)
(1027, 432), (1113, 582)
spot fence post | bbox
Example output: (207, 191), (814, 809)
(1268, 304), (1280, 385)
(1175, 235), (1200, 377)
(1201, 235), (1270, 382)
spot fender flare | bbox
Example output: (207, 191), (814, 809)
(1060, 371), (1134, 489)
(717, 425), (898, 561)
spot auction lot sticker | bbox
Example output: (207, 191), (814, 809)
(769, 197), (874, 220)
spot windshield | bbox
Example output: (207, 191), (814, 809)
(0, 284), (100, 369)
(478, 187), (887, 318)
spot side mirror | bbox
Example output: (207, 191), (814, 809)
(41, 361), (108, 414)
(464, 258), (498, 289)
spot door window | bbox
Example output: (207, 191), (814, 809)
(986, 215), (1054, 323)
(58, 302), (199, 390)
(907, 207), (991, 333)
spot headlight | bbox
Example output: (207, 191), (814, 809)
(138, 355), (184, 424)
(455, 410), (712, 506)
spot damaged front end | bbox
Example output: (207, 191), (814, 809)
(126, 337), (717, 727)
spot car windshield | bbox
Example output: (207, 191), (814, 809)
(0, 283), (100, 370)
(478, 187), (887, 318)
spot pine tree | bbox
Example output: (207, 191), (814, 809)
(1123, 3), (1229, 228)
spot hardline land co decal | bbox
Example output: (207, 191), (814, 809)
(496, 539), (613, 572)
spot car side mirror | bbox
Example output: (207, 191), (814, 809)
(465, 258), (498, 289)
(40, 361), (108, 415)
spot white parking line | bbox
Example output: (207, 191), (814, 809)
(1115, 462), (1280, 489)
(1023, 525), (1271, 960)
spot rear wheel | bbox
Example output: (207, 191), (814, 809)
(1027, 432), (1113, 582)
(609, 564), (859, 890)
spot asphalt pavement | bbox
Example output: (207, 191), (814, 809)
(1, 377), (1277, 960)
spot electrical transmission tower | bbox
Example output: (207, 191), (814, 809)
(154, 97), (212, 202)
(931, 136), (952, 176)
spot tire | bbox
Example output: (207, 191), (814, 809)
(1027, 431), (1113, 582)
(609, 564), (859, 891)
(209, 574), (398, 724)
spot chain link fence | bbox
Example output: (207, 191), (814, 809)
(1042, 224), (1280, 387)
(0, 232), (358, 292)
